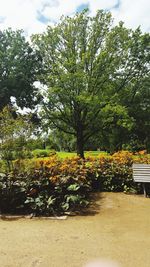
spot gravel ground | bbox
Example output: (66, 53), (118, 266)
(0, 192), (150, 267)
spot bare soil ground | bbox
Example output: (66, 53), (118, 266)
(0, 192), (150, 267)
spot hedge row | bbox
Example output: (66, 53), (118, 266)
(0, 151), (149, 215)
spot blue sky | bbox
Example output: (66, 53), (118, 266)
(0, 0), (149, 35)
(76, 3), (89, 13)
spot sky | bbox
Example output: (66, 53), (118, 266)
(0, 0), (149, 36)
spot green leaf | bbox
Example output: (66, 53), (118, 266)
(67, 184), (80, 191)
(61, 202), (70, 211)
(47, 196), (56, 206)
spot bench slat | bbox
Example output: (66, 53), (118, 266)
(133, 164), (150, 167)
(134, 174), (150, 176)
(133, 164), (150, 166)
(134, 178), (150, 180)
(133, 168), (150, 171)
(134, 179), (150, 182)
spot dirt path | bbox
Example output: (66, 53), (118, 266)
(0, 193), (150, 267)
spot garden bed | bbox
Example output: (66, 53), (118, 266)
(0, 151), (150, 215)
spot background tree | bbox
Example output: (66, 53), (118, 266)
(89, 75), (150, 153)
(0, 29), (42, 111)
(126, 75), (150, 152)
(48, 130), (76, 152)
(33, 10), (150, 157)
(0, 106), (33, 171)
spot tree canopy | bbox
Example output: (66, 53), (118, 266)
(0, 29), (42, 110)
(32, 9), (150, 157)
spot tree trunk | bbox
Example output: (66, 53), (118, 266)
(76, 130), (84, 158)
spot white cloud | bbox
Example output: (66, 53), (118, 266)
(0, 0), (47, 35)
(112, 0), (150, 32)
(89, 0), (117, 15)
(0, 0), (149, 35)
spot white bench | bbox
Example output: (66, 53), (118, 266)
(133, 164), (150, 197)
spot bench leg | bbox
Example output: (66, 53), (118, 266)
(143, 183), (147, 198)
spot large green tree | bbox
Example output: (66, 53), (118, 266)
(33, 10), (150, 158)
(0, 29), (42, 110)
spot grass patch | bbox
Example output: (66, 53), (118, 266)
(57, 151), (77, 158)
(85, 151), (108, 157)
(57, 151), (108, 158)
(32, 150), (108, 159)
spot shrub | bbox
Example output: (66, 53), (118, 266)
(0, 151), (149, 215)
(0, 172), (27, 214)
(0, 157), (91, 215)
(32, 149), (56, 158)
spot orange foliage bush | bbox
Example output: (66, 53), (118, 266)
(2, 151), (150, 215)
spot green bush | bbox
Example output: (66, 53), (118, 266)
(0, 151), (149, 215)
(0, 173), (27, 214)
(32, 149), (56, 158)
(0, 167), (90, 215)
